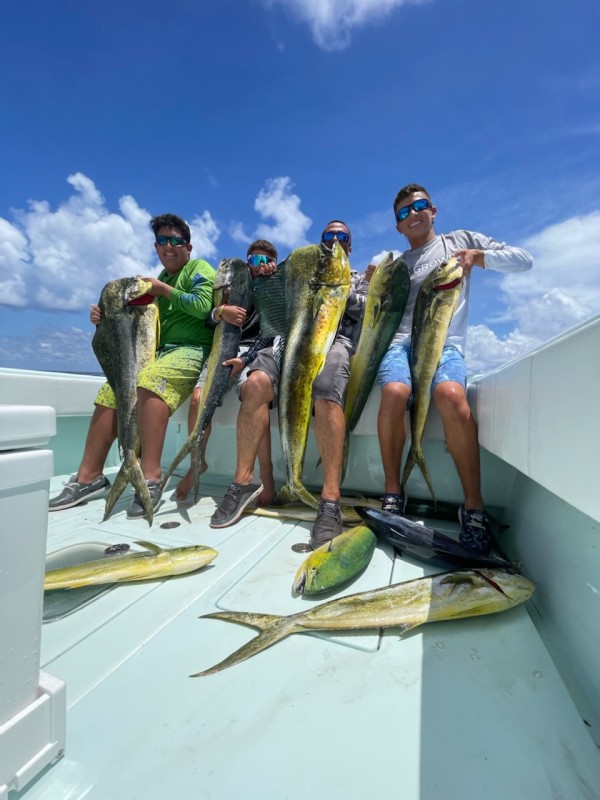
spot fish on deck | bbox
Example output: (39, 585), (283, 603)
(44, 541), (218, 591)
(191, 568), (534, 676)
(161, 258), (251, 500)
(293, 524), (377, 595)
(355, 506), (518, 571)
(92, 277), (160, 524)
(401, 257), (463, 503)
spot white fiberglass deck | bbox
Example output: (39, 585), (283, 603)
(18, 468), (600, 800)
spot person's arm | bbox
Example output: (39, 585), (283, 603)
(453, 233), (533, 277)
(239, 336), (275, 368)
(146, 262), (215, 321)
(343, 270), (370, 322)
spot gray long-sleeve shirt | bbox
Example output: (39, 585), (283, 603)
(392, 231), (533, 354)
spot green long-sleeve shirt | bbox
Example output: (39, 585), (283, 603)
(156, 258), (216, 349)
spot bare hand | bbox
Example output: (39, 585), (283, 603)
(90, 304), (102, 325)
(141, 276), (169, 297)
(221, 306), (247, 327)
(223, 357), (244, 377)
(453, 249), (485, 276)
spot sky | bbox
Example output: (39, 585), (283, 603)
(1, 0), (599, 376)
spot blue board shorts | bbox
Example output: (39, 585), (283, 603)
(377, 343), (467, 394)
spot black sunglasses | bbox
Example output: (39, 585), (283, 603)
(156, 235), (188, 247)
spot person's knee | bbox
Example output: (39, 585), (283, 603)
(381, 382), (410, 411)
(241, 370), (273, 405)
(434, 382), (470, 421)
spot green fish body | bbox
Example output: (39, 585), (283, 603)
(92, 277), (160, 524)
(275, 242), (351, 509)
(402, 258), (463, 502)
(293, 524), (377, 595)
(44, 541), (218, 591)
(161, 258), (251, 499)
(343, 253), (410, 478)
(192, 568), (534, 676)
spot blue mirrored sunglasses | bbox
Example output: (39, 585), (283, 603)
(156, 235), (188, 246)
(395, 198), (432, 222)
(247, 254), (275, 267)
(321, 230), (350, 244)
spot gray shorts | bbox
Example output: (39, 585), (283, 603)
(241, 337), (354, 408)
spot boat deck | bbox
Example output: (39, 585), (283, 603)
(19, 468), (600, 800)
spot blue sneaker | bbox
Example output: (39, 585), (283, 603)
(459, 506), (492, 554)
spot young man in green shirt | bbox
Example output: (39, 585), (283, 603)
(49, 212), (215, 519)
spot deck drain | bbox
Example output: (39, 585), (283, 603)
(291, 542), (312, 553)
(104, 543), (131, 554)
(160, 521), (181, 529)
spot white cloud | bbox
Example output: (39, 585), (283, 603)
(0, 174), (221, 312)
(253, 177), (312, 248)
(265, 0), (425, 51)
(465, 211), (600, 374)
(370, 248), (401, 265)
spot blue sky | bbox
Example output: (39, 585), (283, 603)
(1, 0), (599, 375)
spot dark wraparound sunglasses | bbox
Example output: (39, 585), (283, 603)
(321, 231), (350, 243)
(156, 235), (188, 247)
(395, 198), (432, 222)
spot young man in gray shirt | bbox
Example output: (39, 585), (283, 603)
(376, 183), (532, 552)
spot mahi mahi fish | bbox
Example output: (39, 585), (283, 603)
(355, 506), (518, 571)
(342, 252), (410, 479)
(274, 242), (351, 509)
(44, 541), (218, 590)
(401, 257), (463, 503)
(191, 568), (534, 676)
(293, 524), (377, 595)
(92, 277), (160, 524)
(161, 258), (251, 500)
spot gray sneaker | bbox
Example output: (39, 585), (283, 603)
(49, 475), (111, 511)
(310, 499), (343, 549)
(210, 482), (263, 528)
(127, 480), (163, 519)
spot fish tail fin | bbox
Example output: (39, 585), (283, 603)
(129, 461), (156, 526)
(274, 482), (319, 510)
(191, 433), (206, 503)
(190, 612), (294, 677)
(103, 451), (139, 520)
(160, 436), (193, 495)
(400, 447), (416, 488)
(401, 446), (436, 506)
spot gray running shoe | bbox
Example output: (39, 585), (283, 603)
(381, 491), (406, 516)
(49, 474), (111, 511)
(310, 499), (343, 550)
(127, 480), (163, 519)
(458, 506), (492, 554)
(210, 482), (263, 528)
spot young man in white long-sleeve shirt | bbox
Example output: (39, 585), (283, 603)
(376, 183), (533, 552)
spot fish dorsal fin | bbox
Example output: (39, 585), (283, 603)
(133, 540), (163, 554)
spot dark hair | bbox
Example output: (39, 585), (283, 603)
(393, 184), (432, 213)
(150, 213), (191, 243)
(247, 239), (278, 262)
(321, 219), (352, 245)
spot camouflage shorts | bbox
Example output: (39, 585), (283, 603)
(94, 344), (210, 415)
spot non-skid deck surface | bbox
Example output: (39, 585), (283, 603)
(23, 471), (600, 799)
